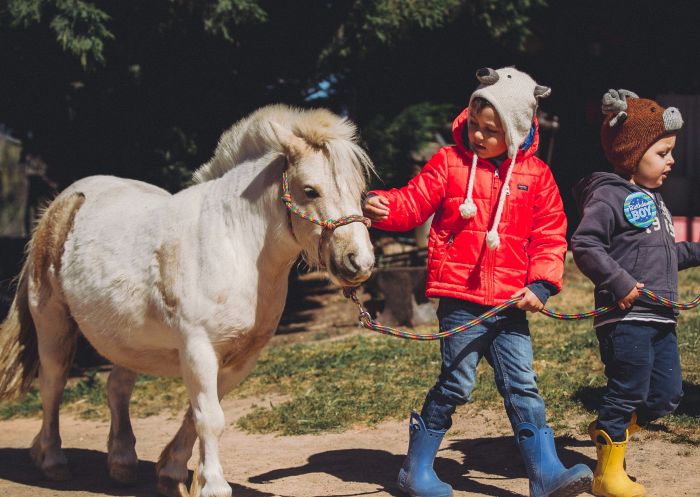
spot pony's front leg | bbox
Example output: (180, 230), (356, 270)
(179, 334), (231, 497)
(107, 365), (138, 484)
(157, 363), (257, 497)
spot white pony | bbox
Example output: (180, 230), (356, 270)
(0, 104), (375, 497)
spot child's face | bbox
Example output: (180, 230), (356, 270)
(631, 135), (676, 189)
(467, 105), (508, 159)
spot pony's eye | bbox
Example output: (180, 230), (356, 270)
(303, 186), (321, 199)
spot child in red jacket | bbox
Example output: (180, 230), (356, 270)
(364, 67), (592, 497)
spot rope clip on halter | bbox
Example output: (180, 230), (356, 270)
(343, 286), (372, 324)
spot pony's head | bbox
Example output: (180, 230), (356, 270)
(193, 105), (375, 286)
(269, 111), (375, 286)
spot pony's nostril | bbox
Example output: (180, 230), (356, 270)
(346, 252), (360, 273)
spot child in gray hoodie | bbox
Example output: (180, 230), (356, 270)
(571, 90), (700, 497)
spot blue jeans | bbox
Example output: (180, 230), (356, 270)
(420, 298), (546, 433)
(596, 321), (683, 441)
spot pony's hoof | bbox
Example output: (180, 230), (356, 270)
(201, 481), (232, 497)
(43, 463), (72, 481)
(109, 462), (138, 485)
(157, 475), (188, 497)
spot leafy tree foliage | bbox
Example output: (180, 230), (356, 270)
(364, 102), (457, 188)
(0, 1), (547, 190)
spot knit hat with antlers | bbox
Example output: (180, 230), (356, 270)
(459, 66), (551, 249)
(600, 89), (683, 175)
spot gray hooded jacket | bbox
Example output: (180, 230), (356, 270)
(571, 172), (700, 327)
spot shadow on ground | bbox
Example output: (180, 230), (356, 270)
(249, 435), (595, 497)
(574, 380), (700, 417)
(0, 448), (273, 497)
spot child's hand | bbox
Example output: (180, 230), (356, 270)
(511, 287), (544, 313)
(618, 282), (644, 310)
(363, 195), (390, 222)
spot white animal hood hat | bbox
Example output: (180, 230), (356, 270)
(459, 67), (551, 249)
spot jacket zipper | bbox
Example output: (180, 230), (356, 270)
(653, 192), (673, 292)
(486, 163), (500, 304)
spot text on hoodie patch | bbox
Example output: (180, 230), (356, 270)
(623, 192), (657, 228)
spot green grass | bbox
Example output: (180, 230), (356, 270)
(1, 256), (699, 443)
(236, 256), (700, 441)
(236, 334), (441, 434)
(0, 371), (187, 421)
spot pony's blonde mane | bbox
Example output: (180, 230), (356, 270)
(192, 104), (373, 185)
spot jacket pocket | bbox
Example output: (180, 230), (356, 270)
(630, 245), (661, 282)
(437, 233), (455, 281)
(506, 198), (533, 235)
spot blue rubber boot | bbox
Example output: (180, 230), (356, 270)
(516, 422), (593, 497)
(397, 412), (453, 497)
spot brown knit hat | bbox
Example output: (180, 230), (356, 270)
(600, 89), (683, 174)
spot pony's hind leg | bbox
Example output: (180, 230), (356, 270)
(107, 365), (139, 484)
(29, 299), (78, 481)
(156, 406), (197, 497)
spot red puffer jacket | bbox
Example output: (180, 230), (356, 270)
(370, 107), (567, 305)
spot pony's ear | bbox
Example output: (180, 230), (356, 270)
(269, 121), (307, 162)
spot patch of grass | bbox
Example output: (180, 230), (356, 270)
(237, 259), (700, 441)
(2, 257), (699, 443)
(0, 371), (187, 420)
(0, 370), (106, 420)
(0, 389), (43, 419)
(236, 335), (441, 434)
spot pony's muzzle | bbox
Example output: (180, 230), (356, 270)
(330, 249), (373, 285)
(327, 225), (374, 285)
(343, 251), (374, 278)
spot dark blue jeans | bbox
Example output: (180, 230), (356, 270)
(420, 298), (546, 433)
(596, 321), (683, 441)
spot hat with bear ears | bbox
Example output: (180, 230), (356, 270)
(600, 89), (683, 175)
(460, 66), (551, 249)
(469, 67), (551, 158)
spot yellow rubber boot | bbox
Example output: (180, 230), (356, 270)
(588, 414), (640, 442)
(591, 428), (645, 497)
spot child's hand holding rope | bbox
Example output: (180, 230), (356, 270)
(512, 287), (545, 312)
(618, 282), (644, 310)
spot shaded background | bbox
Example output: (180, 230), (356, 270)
(1, 0), (699, 254)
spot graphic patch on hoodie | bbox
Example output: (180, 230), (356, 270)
(623, 192), (657, 228)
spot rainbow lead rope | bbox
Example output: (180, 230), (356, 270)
(541, 288), (700, 320)
(344, 287), (700, 341)
(344, 287), (520, 341)
(640, 288), (700, 310)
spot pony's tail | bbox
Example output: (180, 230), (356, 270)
(0, 260), (39, 401)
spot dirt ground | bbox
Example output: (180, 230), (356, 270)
(1, 274), (698, 496)
(1, 392), (698, 497)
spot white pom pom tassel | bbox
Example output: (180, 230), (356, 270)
(486, 229), (500, 249)
(485, 155), (516, 251)
(460, 153), (479, 219)
(459, 199), (477, 219)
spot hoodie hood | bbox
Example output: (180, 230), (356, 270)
(451, 107), (540, 161)
(572, 171), (636, 214)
